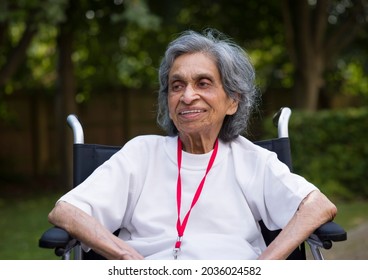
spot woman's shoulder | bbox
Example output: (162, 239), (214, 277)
(231, 135), (270, 153)
(227, 135), (277, 166)
(127, 134), (166, 144)
(122, 134), (175, 153)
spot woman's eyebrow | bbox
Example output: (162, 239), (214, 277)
(169, 72), (216, 83)
(169, 73), (184, 82)
(192, 73), (215, 81)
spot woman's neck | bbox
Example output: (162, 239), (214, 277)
(179, 133), (218, 154)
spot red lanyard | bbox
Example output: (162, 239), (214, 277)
(173, 137), (219, 259)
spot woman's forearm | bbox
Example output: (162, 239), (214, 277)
(48, 201), (144, 260)
(258, 190), (337, 260)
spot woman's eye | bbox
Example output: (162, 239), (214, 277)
(198, 80), (210, 88)
(170, 82), (184, 92)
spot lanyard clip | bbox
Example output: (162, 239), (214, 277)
(173, 247), (180, 260)
(173, 236), (182, 260)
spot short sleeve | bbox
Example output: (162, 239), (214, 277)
(259, 152), (317, 230)
(58, 146), (139, 234)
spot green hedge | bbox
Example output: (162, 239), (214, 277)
(262, 107), (368, 201)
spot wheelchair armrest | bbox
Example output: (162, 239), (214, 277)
(39, 226), (72, 248)
(39, 226), (76, 256)
(309, 221), (347, 249)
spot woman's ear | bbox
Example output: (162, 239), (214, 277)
(226, 95), (239, 116)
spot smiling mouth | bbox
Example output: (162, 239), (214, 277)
(179, 109), (205, 115)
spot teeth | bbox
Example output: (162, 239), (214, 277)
(180, 110), (202, 115)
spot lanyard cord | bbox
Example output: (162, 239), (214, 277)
(174, 137), (219, 258)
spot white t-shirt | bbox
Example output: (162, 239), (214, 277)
(59, 135), (317, 259)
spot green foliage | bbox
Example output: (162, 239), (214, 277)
(68, 0), (163, 96)
(0, 0), (68, 25)
(0, 0), (67, 96)
(262, 107), (368, 200)
(1, 0), (368, 100)
(119, 0), (161, 30)
(337, 59), (368, 97)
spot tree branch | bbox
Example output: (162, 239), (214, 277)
(0, 23), (38, 87)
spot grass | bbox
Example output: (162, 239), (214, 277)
(330, 200), (368, 231)
(0, 190), (64, 260)
(0, 189), (367, 260)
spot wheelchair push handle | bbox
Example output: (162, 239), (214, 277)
(273, 107), (291, 138)
(67, 114), (84, 144)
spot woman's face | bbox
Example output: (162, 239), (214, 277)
(168, 52), (238, 138)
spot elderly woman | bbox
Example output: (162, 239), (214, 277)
(48, 29), (337, 260)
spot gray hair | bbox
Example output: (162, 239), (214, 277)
(157, 29), (258, 142)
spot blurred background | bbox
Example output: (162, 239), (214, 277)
(0, 0), (367, 259)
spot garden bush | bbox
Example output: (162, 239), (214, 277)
(262, 107), (368, 201)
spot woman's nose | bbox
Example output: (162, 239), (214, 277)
(181, 85), (198, 104)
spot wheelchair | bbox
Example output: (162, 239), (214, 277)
(39, 107), (347, 260)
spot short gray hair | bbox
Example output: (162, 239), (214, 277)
(157, 29), (259, 142)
